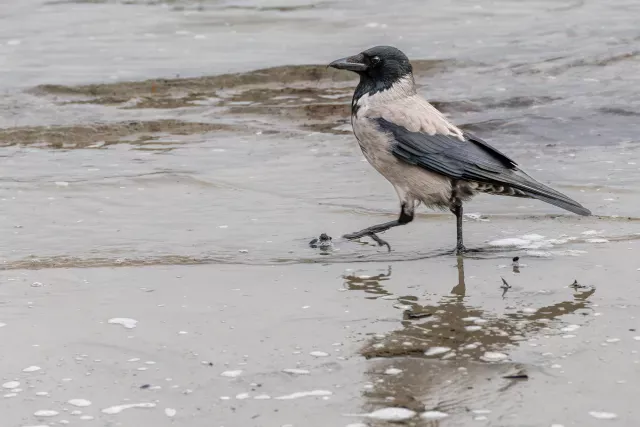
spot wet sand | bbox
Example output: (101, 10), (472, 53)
(2, 0), (640, 426)
(2, 255), (640, 426)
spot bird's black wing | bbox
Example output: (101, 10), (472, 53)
(376, 118), (590, 216)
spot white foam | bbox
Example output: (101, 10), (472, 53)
(527, 250), (552, 257)
(236, 393), (250, 400)
(79, 416), (94, 420)
(522, 234), (545, 241)
(586, 238), (609, 243)
(254, 394), (271, 400)
(465, 326), (482, 332)
(23, 366), (41, 372)
(34, 410), (59, 417)
(68, 399), (91, 407)
(561, 324), (580, 332)
(488, 233), (583, 253)
(472, 409), (492, 414)
(424, 347), (450, 356)
(384, 368), (403, 375)
(606, 338), (620, 343)
(107, 318), (138, 329)
(309, 351), (329, 357)
(165, 408), (177, 417)
(464, 213), (489, 222)
(360, 408), (416, 421)
(220, 370), (242, 378)
(282, 368), (310, 375)
(488, 238), (530, 247)
(421, 410), (449, 419)
(0, 323), (6, 328)
(589, 411), (617, 420)
(2, 381), (19, 389)
(634, 336), (640, 341)
(481, 352), (508, 362)
(101, 402), (156, 414)
(275, 390), (332, 400)
(4, 393), (16, 398)
(35, 391), (49, 397)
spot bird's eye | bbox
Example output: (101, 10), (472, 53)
(370, 56), (381, 66)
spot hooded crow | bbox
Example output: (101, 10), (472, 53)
(329, 46), (591, 254)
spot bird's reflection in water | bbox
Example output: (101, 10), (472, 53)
(342, 257), (596, 420)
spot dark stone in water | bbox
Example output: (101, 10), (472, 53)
(309, 233), (332, 249)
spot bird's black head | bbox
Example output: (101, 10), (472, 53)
(329, 46), (413, 100)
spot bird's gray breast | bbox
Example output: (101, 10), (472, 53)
(352, 112), (396, 171)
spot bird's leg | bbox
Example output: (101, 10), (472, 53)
(343, 203), (414, 252)
(451, 200), (466, 255)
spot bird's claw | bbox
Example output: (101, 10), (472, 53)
(343, 232), (391, 252)
(367, 233), (392, 252)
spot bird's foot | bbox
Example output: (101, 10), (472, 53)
(343, 231), (391, 252)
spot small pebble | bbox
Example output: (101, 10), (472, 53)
(107, 318), (138, 329)
(2, 381), (20, 389)
(481, 352), (508, 362)
(34, 410), (59, 417)
(68, 399), (92, 407)
(424, 347), (450, 356)
(589, 411), (617, 420)
(282, 368), (310, 375)
(421, 411), (449, 419)
(362, 408), (416, 421)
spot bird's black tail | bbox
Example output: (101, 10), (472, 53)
(511, 169), (591, 216)
(520, 189), (591, 216)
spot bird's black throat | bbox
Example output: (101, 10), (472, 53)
(351, 71), (412, 115)
(351, 76), (392, 114)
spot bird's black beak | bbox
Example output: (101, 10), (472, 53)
(328, 53), (367, 72)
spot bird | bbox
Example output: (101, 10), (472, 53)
(328, 46), (591, 254)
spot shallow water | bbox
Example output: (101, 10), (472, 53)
(2, 0), (640, 426)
